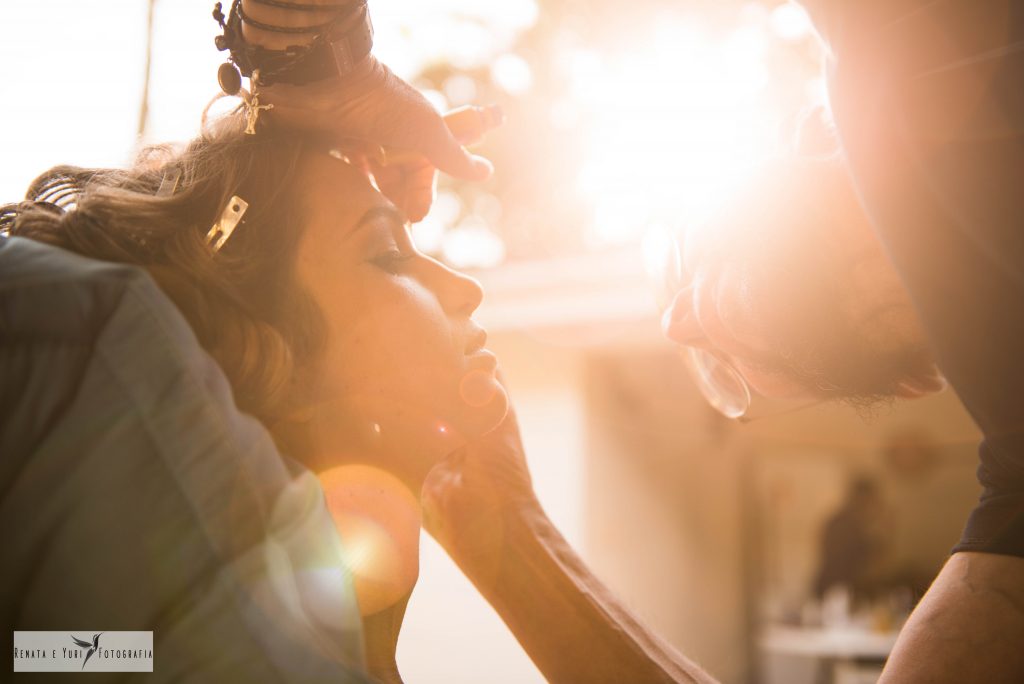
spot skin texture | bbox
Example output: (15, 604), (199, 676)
(880, 552), (1024, 683)
(278, 154), (507, 682)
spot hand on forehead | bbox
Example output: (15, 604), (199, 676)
(301, 150), (404, 227)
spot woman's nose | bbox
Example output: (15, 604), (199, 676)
(662, 285), (704, 345)
(428, 258), (484, 316)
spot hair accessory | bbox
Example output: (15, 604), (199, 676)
(241, 69), (274, 135)
(157, 168), (182, 197)
(218, 62), (243, 96)
(207, 195), (248, 252)
(0, 200), (66, 236)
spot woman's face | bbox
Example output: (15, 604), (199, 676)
(288, 152), (507, 482)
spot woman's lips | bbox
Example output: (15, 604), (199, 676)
(465, 327), (488, 355)
(464, 325), (497, 368)
(467, 348), (498, 369)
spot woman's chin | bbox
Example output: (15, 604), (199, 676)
(298, 374), (510, 483)
(442, 372), (509, 445)
(463, 375), (510, 436)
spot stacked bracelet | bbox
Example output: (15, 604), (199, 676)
(213, 0), (373, 88)
(236, 8), (337, 34)
(248, 0), (352, 11)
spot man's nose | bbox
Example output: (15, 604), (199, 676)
(661, 285), (705, 345)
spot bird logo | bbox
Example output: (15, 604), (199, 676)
(70, 633), (103, 670)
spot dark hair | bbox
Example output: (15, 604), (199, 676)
(1, 115), (326, 427)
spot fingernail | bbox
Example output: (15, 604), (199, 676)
(472, 155), (494, 179)
(483, 104), (505, 128)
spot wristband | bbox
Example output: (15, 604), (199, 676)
(213, 0), (373, 88)
(249, 0), (353, 11)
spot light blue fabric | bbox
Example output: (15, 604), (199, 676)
(0, 236), (368, 682)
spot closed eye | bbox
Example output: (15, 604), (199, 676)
(371, 249), (416, 274)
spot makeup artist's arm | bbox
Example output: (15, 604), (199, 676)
(422, 407), (718, 684)
(237, 0), (492, 220)
(879, 552), (1024, 682)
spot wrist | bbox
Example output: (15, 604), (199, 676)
(240, 0), (352, 48)
(219, 0), (373, 86)
(438, 497), (549, 591)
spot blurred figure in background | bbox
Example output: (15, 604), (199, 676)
(814, 477), (890, 602)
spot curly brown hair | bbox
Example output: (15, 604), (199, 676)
(1, 115), (327, 429)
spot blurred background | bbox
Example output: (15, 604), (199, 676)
(0, 1), (983, 682)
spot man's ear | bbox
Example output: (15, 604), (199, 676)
(893, 363), (947, 399)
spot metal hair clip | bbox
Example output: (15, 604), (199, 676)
(206, 195), (248, 252)
(156, 168), (182, 197)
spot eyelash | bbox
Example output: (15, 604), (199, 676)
(372, 249), (416, 274)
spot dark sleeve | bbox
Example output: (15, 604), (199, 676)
(0, 238), (368, 681)
(826, 2), (1024, 555)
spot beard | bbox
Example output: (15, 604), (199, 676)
(736, 252), (936, 411)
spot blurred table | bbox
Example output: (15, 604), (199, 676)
(760, 624), (899, 659)
(759, 625), (900, 684)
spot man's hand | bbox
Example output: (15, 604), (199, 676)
(260, 56), (493, 178)
(422, 396), (539, 578)
(237, 0), (494, 219)
(422, 392), (717, 684)
(258, 56), (493, 220)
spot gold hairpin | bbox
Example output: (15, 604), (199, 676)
(206, 195), (248, 252)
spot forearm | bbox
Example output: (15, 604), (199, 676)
(880, 551), (1024, 682)
(451, 504), (717, 684)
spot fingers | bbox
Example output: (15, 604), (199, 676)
(397, 168), (436, 223)
(371, 158), (437, 222)
(421, 124), (494, 182)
